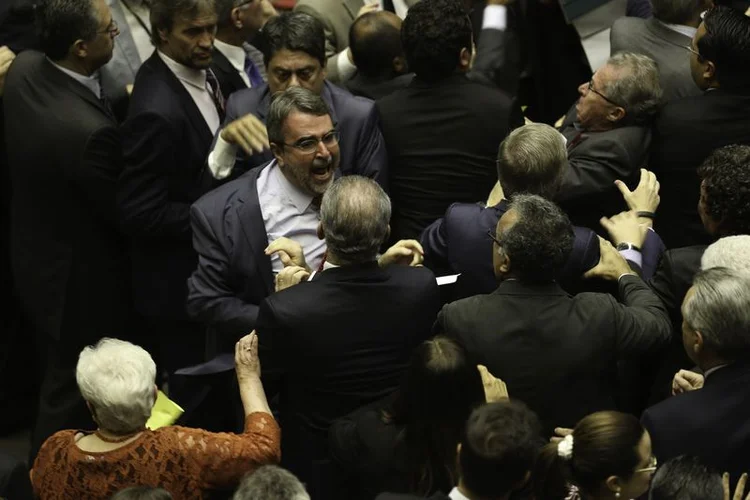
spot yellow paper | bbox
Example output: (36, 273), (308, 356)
(146, 390), (184, 430)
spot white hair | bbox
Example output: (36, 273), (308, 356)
(76, 338), (157, 434)
(233, 466), (310, 500)
(701, 235), (750, 277)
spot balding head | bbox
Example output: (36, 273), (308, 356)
(349, 10), (406, 78)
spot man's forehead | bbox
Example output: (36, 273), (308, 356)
(283, 112), (333, 138)
(176, 9), (217, 27)
(269, 50), (320, 69)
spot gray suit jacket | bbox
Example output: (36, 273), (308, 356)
(295, 0), (420, 82)
(610, 17), (701, 103)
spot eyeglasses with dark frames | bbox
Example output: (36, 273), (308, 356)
(587, 79), (627, 109)
(486, 229), (502, 247)
(282, 130), (340, 155)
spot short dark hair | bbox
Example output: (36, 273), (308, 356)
(260, 12), (326, 68)
(652, 0), (703, 25)
(401, 0), (472, 82)
(460, 402), (542, 498)
(37, 0), (99, 60)
(649, 456), (723, 500)
(266, 86), (330, 145)
(110, 487), (173, 500)
(697, 144), (750, 237)
(499, 194), (574, 283)
(698, 6), (750, 90)
(215, 0), (246, 27)
(349, 11), (402, 79)
(150, 0), (216, 46)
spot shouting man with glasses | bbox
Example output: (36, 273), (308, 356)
(556, 51), (662, 231)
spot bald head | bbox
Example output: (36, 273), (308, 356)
(349, 10), (406, 78)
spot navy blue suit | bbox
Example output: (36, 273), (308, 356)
(217, 81), (388, 186)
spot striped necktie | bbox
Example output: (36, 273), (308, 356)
(205, 68), (226, 122)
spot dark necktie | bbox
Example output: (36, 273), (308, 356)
(96, 72), (115, 119)
(244, 53), (265, 88)
(382, 0), (396, 12)
(205, 68), (226, 122)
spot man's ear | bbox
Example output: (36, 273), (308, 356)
(703, 60), (716, 82)
(607, 106), (626, 123)
(604, 476), (623, 497)
(317, 221), (324, 240)
(693, 330), (705, 355)
(392, 55), (407, 74)
(495, 248), (511, 275)
(270, 142), (284, 165)
(231, 6), (244, 28)
(384, 225), (391, 243)
(458, 46), (472, 71)
(72, 39), (88, 59)
(158, 28), (170, 46)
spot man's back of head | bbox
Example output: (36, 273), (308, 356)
(693, 6), (750, 91)
(651, 0), (708, 26)
(701, 235), (750, 276)
(696, 144), (750, 238)
(320, 176), (391, 266)
(233, 466), (310, 500)
(401, 0), (472, 82)
(648, 456), (723, 500)
(349, 11), (405, 80)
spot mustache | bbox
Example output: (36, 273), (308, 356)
(312, 157), (333, 169)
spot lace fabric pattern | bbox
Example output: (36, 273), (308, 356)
(31, 412), (281, 500)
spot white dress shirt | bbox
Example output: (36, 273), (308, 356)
(118, 0), (152, 63)
(214, 39), (252, 87)
(448, 487), (471, 500)
(157, 51), (221, 134)
(257, 161), (327, 274)
(48, 59), (102, 98)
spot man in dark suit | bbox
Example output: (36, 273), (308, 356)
(118, 0), (223, 382)
(557, 52), (662, 231)
(610, 0), (705, 103)
(650, 6), (750, 248)
(376, 402), (542, 500)
(207, 12), (387, 185)
(4, 0), (132, 459)
(642, 268), (750, 483)
(378, 0), (520, 242)
(255, 175), (440, 497)
(436, 195), (671, 435)
(211, 0), (273, 99)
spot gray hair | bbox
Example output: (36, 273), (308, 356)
(497, 123), (569, 199)
(233, 466), (310, 500)
(215, 0), (248, 27)
(499, 194), (574, 282)
(603, 52), (662, 125)
(652, 0), (702, 25)
(701, 236), (750, 277)
(76, 338), (157, 434)
(38, 0), (99, 60)
(682, 267), (750, 360)
(267, 87), (331, 145)
(320, 176), (391, 265)
(150, 0), (216, 46)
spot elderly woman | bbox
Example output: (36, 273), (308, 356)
(31, 333), (280, 499)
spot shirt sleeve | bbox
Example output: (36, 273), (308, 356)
(207, 134), (239, 180)
(620, 249), (643, 269)
(482, 5), (507, 30)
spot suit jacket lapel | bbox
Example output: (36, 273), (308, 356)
(41, 58), (113, 123)
(237, 167), (274, 295)
(212, 48), (248, 92)
(255, 86), (273, 122)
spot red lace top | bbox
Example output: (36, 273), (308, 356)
(31, 412), (281, 500)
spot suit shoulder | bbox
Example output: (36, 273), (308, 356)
(611, 16), (645, 36)
(226, 85), (266, 113)
(193, 167), (262, 215)
(386, 265), (437, 287)
(461, 78), (513, 106)
(329, 83), (375, 114)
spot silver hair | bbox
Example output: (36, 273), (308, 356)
(320, 176), (391, 265)
(76, 338), (157, 434)
(682, 267), (750, 359)
(701, 235), (750, 277)
(233, 466), (310, 500)
(497, 123), (569, 199)
(267, 87), (331, 146)
(603, 52), (663, 125)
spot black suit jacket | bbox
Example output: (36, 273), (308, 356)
(255, 263), (440, 490)
(377, 74), (519, 242)
(650, 89), (750, 248)
(118, 52), (217, 320)
(436, 277), (671, 434)
(210, 47), (247, 99)
(5, 51), (130, 352)
(642, 361), (750, 481)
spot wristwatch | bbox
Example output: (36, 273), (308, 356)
(616, 242), (641, 252)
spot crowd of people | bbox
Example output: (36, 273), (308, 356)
(1, 0), (750, 497)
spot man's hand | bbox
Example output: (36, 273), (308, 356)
(274, 265), (310, 292)
(220, 113), (270, 155)
(615, 169), (660, 224)
(378, 240), (424, 268)
(671, 369), (704, 395)
(235, 331), (261, 380)
(550, 427), (573, 444)
(265, 237), (309, 271)
(357, 2), (380, 17)
(600, 211), (649, 247)
(724, 472), (750, 500)
(0, 46), (16, 97)
(478, 365), (509, 402)
(583, 236), (634, 281)
(486, 181), (505, 207)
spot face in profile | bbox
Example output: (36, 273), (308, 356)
(575, 65), (623, 131)
(616, 430), (656, 500)
(85, 0), (119, 69)
(492, 210), (517, 280)
(159, 7), (218, 69)
(689, 23), (711, 91)
(267, 49), (327, 95)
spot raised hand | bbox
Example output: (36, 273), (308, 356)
(378, 239), (424, 268)
(266, 236), (309, 270)
(220, 113), (270, 155)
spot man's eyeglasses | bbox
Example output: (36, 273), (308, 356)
(587, 79), (626, 109)
(282, 131), (340, 155)
(635, 455), (658, 474)
(486, 229), (502, 247)
(97, 19), (119, 37)
(684, 44), (701, 58)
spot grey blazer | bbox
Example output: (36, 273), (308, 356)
(294, 0), (420, 82)
(610, 17), (701, 103)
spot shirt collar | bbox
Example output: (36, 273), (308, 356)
(323, 261), (340, 271)
(214, 39), (246, 73)
(658, 20), (698, 39)
(269, 161), (316, 213)
(47, 58), (101, 98)
(158, 50), (206, 90)
(449, 487), (471, 500)
(704, 363), (729, 379)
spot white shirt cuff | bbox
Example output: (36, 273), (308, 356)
(208, 134), (239, 180)
(482, 5), (507, 30)
(336, 49), (358, 82)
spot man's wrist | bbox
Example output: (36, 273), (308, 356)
(617, 271), (637, 282)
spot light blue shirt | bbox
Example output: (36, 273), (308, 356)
(256, 161), (327, 274)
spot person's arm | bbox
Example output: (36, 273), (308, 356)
(468, 1), (520, 96)
(186, 204), (261, 334)
(421, 216), (452, 273)
(354, 104), (388, 188)
(557, 137), (635, 203)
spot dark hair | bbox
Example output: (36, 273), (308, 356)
(260, 12), (326, 68)
(697, 144), (750, 236)
(649, 456), (723, 500)
(215, 0), (245, 27)
(697, 6), (750, 90)
(533, 411), (645, 499)
(383, 336), (485, 496)
(652, 0), (703, 25)
(37, 0), (99, 60)
(401, 0), (472, 82)
(110, 487), (173, 500)
(266, 86), (330, 145)
(150, 0), (216, 46)
(459, 401), (542, 498)
(349, 11), (403, 79)
(499, 194), (574, 282)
